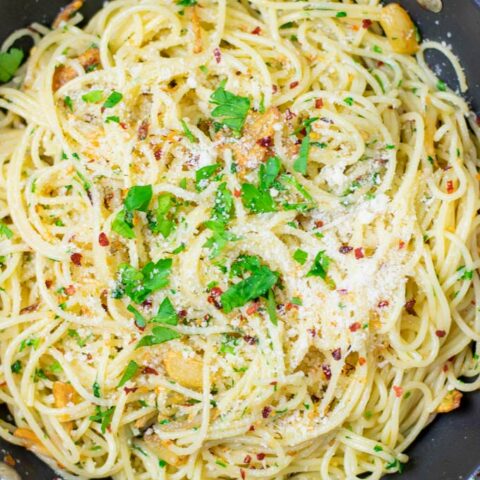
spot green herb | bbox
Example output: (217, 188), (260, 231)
(220, 334), (240, 355)
(241, 183), (276, 213)
(291, 296), (302, 305)
(106, 115), (120, 123)
(258, 93), (265, 113)
(159, 459), (168, 468)
(437, 80), (447, 92)
(266, 288), (278, 325)
(127, 304), (147, 329)
(457, 266), (473, 280)
(34, 369), (48, 381)
(89, 406), (115, 433)
(114, 259), (172, 303)
(374, 74), (385, 93)
(117, 360), (139, 387)
(259, 156), (281, 190)
(82, 90), (103, 103)
(75, 170), (91, 191)
(0, 48), (23, 83)
(374, 445), (383, 452)
(171, 243), (186, 254)
(0, 222), (13, 239)
(336, 11), (347, 17)
(93, 381), (101, 398)
(11, 360), (22, 373)
(343, 97), (354, 106)
(386, 459), (405, 474)
(307, 250), (330, 279)
(49, 361), (63, 374)
(293, 118), (319, 175)
(209, 81), (251, 134)
(103, 91), (123, 108)
(372, 45), (383, 54)
(196, 164), (221, 191)
(281, 174), (313, 202)
(112, 209), (135, 239)
(177, 0), (197, 5)
(221, 266), (278, 313)
(124, 185), (153, 212)
(280, 21), (295, 29)
(211, 182), (234, 224)
(203, 221), (238, 258)
(19, 337), (40, 352)
(152, 297), (178, 325)
(136, 326), (181, 349)
(199, 65), (208, 74)
(215, 460), (227, 468)
(293, 249), (308, 265)
(230, 255), (261, 277)
(180, 119), (197, 143)
(58, 302), (67, 310)
(64, 96), (74, 112)
(385, 144), (396, 150)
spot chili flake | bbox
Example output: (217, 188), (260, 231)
(322, 364), (332, 379)
(404, 299), (416, 315)
(331, 348), (342, 361)
(354, 247), (364, 259)
(257, 136), (273, 148)
(261, 406), (271, 418)
(70, 253), (82, 265)
(377, 300), (389, 308)
(435, 329), (446, 338)
(98, 232), (110, 246)
(339, 245), (353, 254)
(446, 180), (454, 193)
(251, 26), (261, 35)
(207, 286), (223, 309)
(213, 47), (221, 63)
(349, 322), (361, 332)
(362, 19), (373, 29)
(315, 98), (324, 109)
(289, 81), (299, 89)
(256, 453), (266, 460)
(243, 455), (252, 464)
(393, 385), (403, 398)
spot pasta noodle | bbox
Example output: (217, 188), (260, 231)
(0, 0), (478, 479)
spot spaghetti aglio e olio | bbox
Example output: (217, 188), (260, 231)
(0, 0), (479, 478)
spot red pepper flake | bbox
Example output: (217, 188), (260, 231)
(376, 61), (384, 68)
(314, 220), (324, 228)
(377, 300), (389, 308)
(256, 453), (266, 460)
(153, 146), (162, 161)
(331, 348), (342, 361)
(257, 136), (273, 148)
(45, 279), (53, 289)
(246, 301), (260, 315)
(393, 385), (403, 398)
(142, 298), (153, 309)
(358, 356), (366, 366)
(248, 425), (255, 431)
(337, 288), (348, 295)
(362, 19), (373, 29)
(213, 47), (221, 63)
(285, 302), (298, 311)
(251, 26), (261, 35)
(119, 122), (128, 130)
(442, 364), (449, 372)
(354, 247), (364, 259)
(178, 309), (188, 318)
(243, 455), (252, 464)
(124, 386), (138, 394)
(138, 120), (149, 140)
(234, 189), (241, 198)
(70, 253), (82, 266)
(322, 364), (332, 379)
(98, 232), (110, 247)
(261, 406), (271, 418)
(240, 469), (246, 480)
(339, 245), (353, 254)
(285, 108), (295, 120)
(446, 180), (454, 194)
(435, 329), (446, 338)
(315, 98), (324, 109)
(142, 366), (159, 375)
(65, 284), (76, 296)
(207, 287), (223, 309)
(307, 328), (316, 337)
(243, 335), (257, 345)
(349, 322), (361, 332)
(399, 240), (405, 249)
(272, 84), (278, 94)
(289, 81), (299, 89)
(404, 299), (416, 315)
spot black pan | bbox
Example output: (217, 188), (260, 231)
(0, 1), (479, 479)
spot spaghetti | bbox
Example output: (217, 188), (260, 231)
(0, 0), (479, 479)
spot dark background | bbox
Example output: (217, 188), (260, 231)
(0, 0), (479, 478)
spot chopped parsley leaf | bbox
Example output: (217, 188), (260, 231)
(135, 326), (181, 349)
(103, 91), (123, 108)
(0, 48), (23, 83)
(152, 297), (178, 325)
(307, 250), (331, 279)
(82, 90), (103, 103)
(117, 360), (139, 387)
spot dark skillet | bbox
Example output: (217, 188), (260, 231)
(0, 1), (479, 479)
